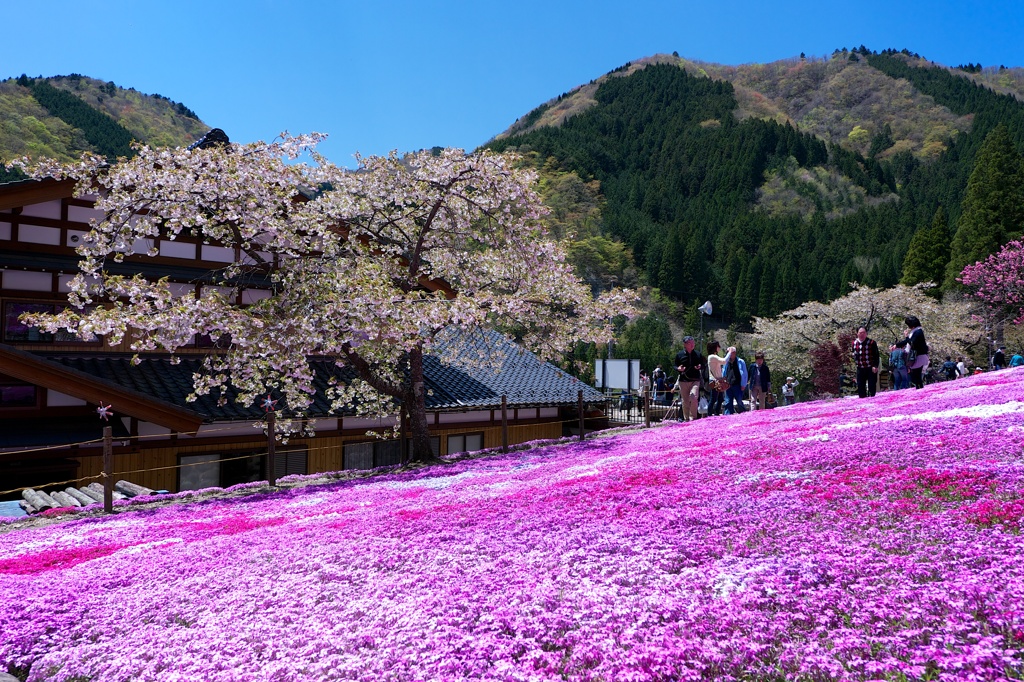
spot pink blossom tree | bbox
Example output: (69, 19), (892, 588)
(14, 135), (633, 460)
(959, 239), (1024, 325)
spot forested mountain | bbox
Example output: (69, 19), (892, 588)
(488, 49), (1024, 325)
(0, 74), (208, 182)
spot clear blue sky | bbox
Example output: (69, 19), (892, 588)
(6, 0), (1024, 166)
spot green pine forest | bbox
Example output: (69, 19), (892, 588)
(486, 49), (1024, 329)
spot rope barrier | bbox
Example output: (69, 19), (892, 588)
(2, 401), (642, 499)
(0, 473), (104, 499)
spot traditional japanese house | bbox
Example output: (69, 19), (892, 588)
(0, 172), (603, 498)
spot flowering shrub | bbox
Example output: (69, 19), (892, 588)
(2, 369), (1024, 680)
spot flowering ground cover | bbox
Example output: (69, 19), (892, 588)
(3, 369), (1024, 681)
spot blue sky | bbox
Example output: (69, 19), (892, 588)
(6, 0), (1024, 166)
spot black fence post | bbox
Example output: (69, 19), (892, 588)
(267, 411), (277, 487)
(578, 390), (585, 441)
(501, 395), (509, 453)
(102, 426), (113, 513)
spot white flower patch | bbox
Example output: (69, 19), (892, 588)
(713, 557), (831, 599)
(558, 465), (602, 481)
(713, 559), (774, 598)
(284, 495), (333, 509)
(380, 471), (483, 491)
(457, 481), (517, 500)
(736, 471), (814, 484)
(116, 538), (184, 556)
(794, 434), (830, 443)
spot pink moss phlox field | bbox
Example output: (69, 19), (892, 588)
(3, 370), (1024, 681)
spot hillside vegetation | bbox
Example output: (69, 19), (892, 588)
(0, 74), (208, 181)
(489, 49), (1024, 325)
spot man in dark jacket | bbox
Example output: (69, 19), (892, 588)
(748, 352), (772, 410)
(852, 327), (880, 398)
(674, 336), (704, 421)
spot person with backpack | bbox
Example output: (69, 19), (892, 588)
(889, 345), (910, 390)
(891, 315), (929, 390)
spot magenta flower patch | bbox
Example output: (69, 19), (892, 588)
(2, 369), (1024, 680)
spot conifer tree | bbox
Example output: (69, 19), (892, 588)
(901, 206), (951, 287)
(944, 125), (1024, 289)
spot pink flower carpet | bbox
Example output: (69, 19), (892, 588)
(2, 369), (1024, 681)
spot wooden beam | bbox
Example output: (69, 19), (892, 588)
(0, 344), (204, 433)
(0, 178), (77, 212)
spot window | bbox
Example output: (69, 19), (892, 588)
(342, 437), (437, 470)
(178, 447), (308, 492)
(447, 432), (484, 455)
(2, 301), (100, 344)
(178, 454), (220, 491)
(273, 449), (308, 479)
(0, 381), (37, 408)
(343, 442), (373, 470)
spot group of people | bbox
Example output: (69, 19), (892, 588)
(640, 337), (800, 422)
(854, 315), (1022, 396)
(635, 314), (1021, 422)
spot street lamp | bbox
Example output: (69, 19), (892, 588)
(698, 300), (713, 351)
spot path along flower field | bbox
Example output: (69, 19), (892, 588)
(3, 369), (1024, 681)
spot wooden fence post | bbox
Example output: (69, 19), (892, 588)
(578, 390), (585, 441)
(267, 411), (277, 487)
(501, 396), (509, 453)
(102, 426), (113, 514)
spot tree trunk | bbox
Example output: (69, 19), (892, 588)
(406, 346), (435, 462)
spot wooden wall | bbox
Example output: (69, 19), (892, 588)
(72, 421), (564, 493)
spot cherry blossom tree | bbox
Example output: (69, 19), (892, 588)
(14, 135), (633, 460)
(752, 284), (981, 389)
(959, 239), (1024, 325)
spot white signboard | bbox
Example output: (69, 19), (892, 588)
(594, 359), (641, 390)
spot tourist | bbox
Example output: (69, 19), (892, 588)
(706, 340), (727, 416)
(721, 346), (747, 415)
(748, 351), (771, 410)
(888, 345), (910, 390)
(674, 336), (704, 421)
(781, 377), (799, 405)
(891, 316), (929, 390)
(852, 327), (880, 398)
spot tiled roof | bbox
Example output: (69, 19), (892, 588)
(39, 329), (601, 421)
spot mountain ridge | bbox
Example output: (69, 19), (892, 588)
(0, 74), (209, 176)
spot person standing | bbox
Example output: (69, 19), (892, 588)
(941, 356), (959, 381)
(889, 345), (910, 390)
(993, 347), (1006, 370)
(674, 336), (704, 422)
(781, 377), (799, 405)
(721, 346), (747, 415)
(748, 352), (771, 410)
(706, 340), (727, 416)
(956, 356), (968, 378)
(891, 316), (929, 390)
(852, 327), (880, 398)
